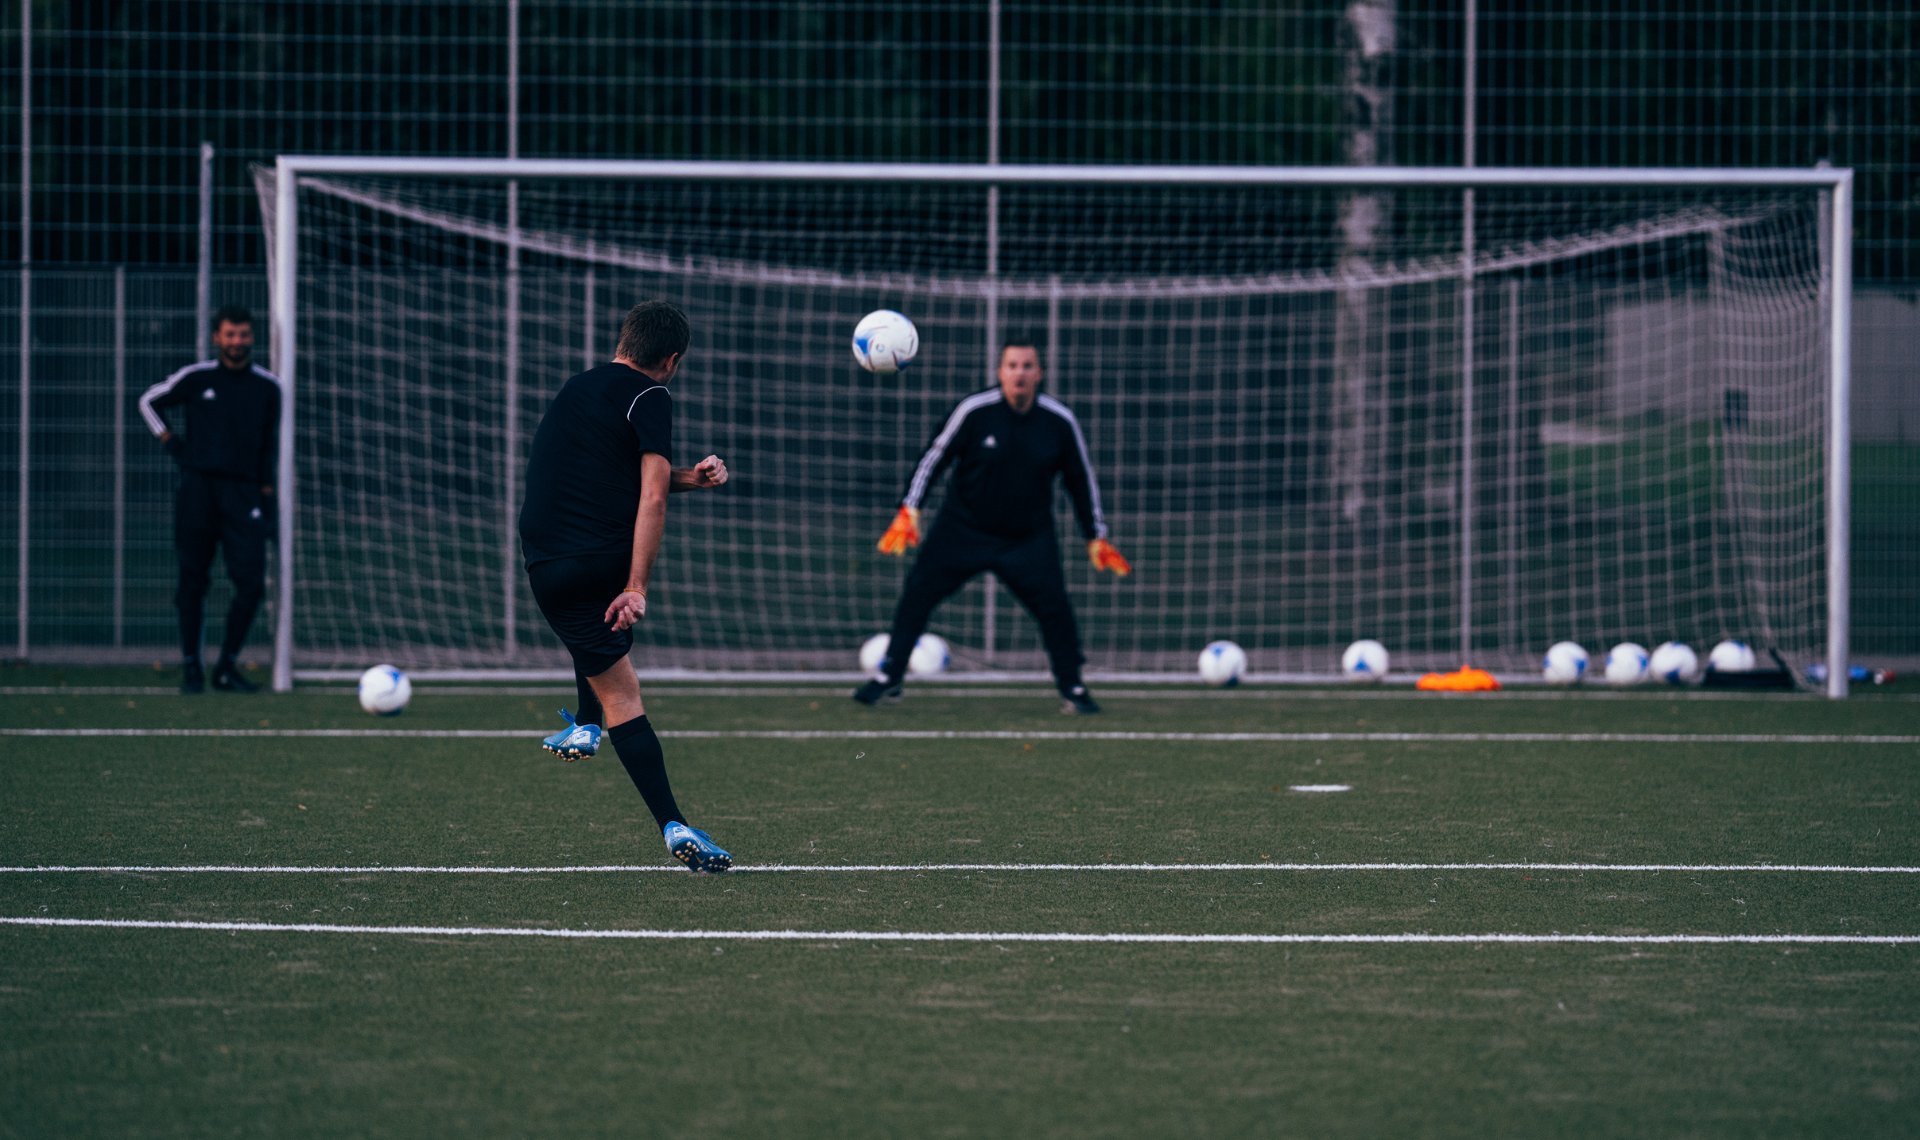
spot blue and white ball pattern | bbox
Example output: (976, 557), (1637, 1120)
(851, 310), (920, 374)
(357, 664), (411, 716)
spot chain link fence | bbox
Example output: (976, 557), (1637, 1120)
(1, 0), (1914, 666)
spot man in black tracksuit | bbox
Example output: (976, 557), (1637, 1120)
(139, 305), (281, 694)
(856, 337), (1131, 714)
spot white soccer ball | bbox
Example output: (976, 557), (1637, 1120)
(907, 634), (950, 678)
(1543, 641), (1589, 685)
(1708, 639), (1757, 673)
(1604, 642), (1650, 685)
(1649, 641), (1700, 685)
(1341, 639), (1389, 682)
(859, 632), (949, 678)
(859, 633), (891, 675)
(851, 309), (920, 375)
(357, 664), (411, 716)
(1197, 640), (1247, 687)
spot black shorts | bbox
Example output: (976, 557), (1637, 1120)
(526, 552), (633, 677)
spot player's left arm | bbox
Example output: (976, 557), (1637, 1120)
(1051, 404), (1131, 575)
(605, 451), (671, 632)
(668, 455), (728, 493)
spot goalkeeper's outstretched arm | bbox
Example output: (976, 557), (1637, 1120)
(877, 402), (974, 554)
(1046, 397), (1131, 576)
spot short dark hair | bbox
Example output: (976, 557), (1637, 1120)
(999, 334), (1041, 361)
(213, 304), (253, 330)
(616, 300), (692, 368)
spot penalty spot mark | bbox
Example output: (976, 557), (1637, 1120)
(1290, 784), (1352, 793)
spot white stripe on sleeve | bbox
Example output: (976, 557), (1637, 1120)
(1037, 393), (1108, 539)
(137, 360), (217, 437)
(904, 389), (1003, 509)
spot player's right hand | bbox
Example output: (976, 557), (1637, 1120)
(604, 588), (647, 631)
(877, 506), (920, 555)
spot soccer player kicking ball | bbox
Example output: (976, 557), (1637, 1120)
(855, 336), (1131, 714)
(519, 300), (734, 873)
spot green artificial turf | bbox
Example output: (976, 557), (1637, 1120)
(2, 670), (1917, 1137)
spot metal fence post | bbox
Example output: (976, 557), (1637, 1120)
(502, 0), (521, 661)
(17, 0), (31, 661)
(114, 266), (126, 647)
(196, 142), (214, 360)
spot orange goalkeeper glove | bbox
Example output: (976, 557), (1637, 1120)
(877, 505), (921, 556)
(1087, 538), (1132, 576)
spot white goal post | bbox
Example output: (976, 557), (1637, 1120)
(262, 158), (1854, 695)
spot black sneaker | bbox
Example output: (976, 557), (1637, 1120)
(181, 661), (205, 694)
(852, 679), (903, 706)
(1059, 685), (1101, 715)
(211, 660), (259, 693)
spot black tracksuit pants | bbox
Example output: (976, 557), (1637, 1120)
(883, 516), (1085, 692)
(176, 469), (269, 662)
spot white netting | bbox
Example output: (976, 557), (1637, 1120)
(258, 169), (1830, 674)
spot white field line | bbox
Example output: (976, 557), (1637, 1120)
(17, 686), (1911, 703)
(3, 916), (1914, 945)
(2, 728), (1915, 744)
(7, 862), (1918, 875)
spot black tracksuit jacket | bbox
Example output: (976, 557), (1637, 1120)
(138, 359), (282, 484)
(900, 388), (1110, 542)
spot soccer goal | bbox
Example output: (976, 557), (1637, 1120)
(254, 159), (1854, 695)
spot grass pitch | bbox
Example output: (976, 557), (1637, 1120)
(2, 668), (1917, 1137)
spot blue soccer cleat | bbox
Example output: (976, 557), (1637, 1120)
(541, 708), (601, 762)
(664, 822), (733, 873)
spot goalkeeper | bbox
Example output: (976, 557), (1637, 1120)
(855, 337), (1130, 715)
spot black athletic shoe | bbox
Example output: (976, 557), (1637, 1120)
(181, 661), (205, 694)
(211, 660), (258, 693)
(852, 679), (903, 706)
(1059, 685), (1102, 715)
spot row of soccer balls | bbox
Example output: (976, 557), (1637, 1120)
(360, 633), (1762, 715)
(864, 634), (1755, 687)
(1198, 637), (1758, 686)
(1537, 639), (1759, 686)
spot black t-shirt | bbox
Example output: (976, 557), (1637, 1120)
(519, 362), (674, 566)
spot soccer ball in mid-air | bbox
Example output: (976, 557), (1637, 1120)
(1197, 640), (1247, 687)
(1543, 641), (1589, 685)
(1341, 639), (1389, 682)
(858, 632), (950, 678)
(1708, 639), (1757, 673)
(1604, 642), (1649, 685)
(358, 664), (411, 716)
(851, 309), (920, 374)
(1649, 641), (1699, 685)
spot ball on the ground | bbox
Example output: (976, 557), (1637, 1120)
(1649, 641), (1699, 685)
(357, 664), (411, 716)
(860, 632), (949, 678)
(1197, 640), (1247, 687)
(1341, 639), (1389, 682)
(1543, 641), (1589, 685)
(907, 634), (950, 678)
(859, 633), (891, 675)
(1604, 642), (1649, 685)
(851, 309), (920, 374)
(1708, 639), (1756, 673)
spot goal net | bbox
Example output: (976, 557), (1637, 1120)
(255, 163), (1841, 681)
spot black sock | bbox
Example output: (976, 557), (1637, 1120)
(608, 716), (685, 831)
(574, 671), (605, 729)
